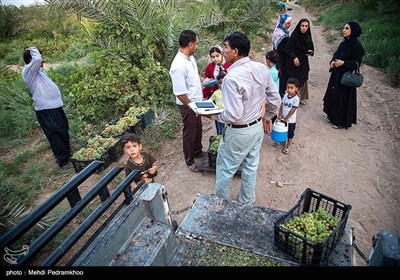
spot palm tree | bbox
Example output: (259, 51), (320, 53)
(45, 0), (225, 66)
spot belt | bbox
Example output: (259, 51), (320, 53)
(227, 117), (262, 128)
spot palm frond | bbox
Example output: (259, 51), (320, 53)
(36, 214), (57, 230)
(118, 0), (154, 32)
(0, 63), (21, 105)
(0, 62), (17, 82)
(44, 0), (234, 65)
(154, 108), (170, 125)
(0, 201), (31, 228)
(46, 0), (127, 31)
(0, 201), (57, 231)
(0, 82), (31, 109)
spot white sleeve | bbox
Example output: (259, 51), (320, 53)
(22, 47), (43, 86)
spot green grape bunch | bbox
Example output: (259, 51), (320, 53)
(209, 135), (222, 153)
(115, 116), (139, 131)
(101, 123), (125, 137)
(72, 135), (118, 160)
(125, 106), (150, 118)
(279, 208), (341, 263)
(282, 208), (340, 244)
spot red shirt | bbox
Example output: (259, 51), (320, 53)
(202, 62), (231, 99)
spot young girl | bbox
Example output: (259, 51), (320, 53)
(265, 50), (280, 91)
(202, 45), (231, 100)
(122, 133), (158, 189)
(278, 78), (300, 154)
(203, 45), (232, 135)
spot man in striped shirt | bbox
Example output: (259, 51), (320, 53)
(211, 31), (281, 204)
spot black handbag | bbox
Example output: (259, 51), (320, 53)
(340, 61), (363, 87)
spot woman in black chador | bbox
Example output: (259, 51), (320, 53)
(285, 18), (314, 104)
(272, 13), (292, 97)
(323, 21), (364, 129)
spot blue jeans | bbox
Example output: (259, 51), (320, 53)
(215, 121), (263, 204)
(215, 121), (225, 135)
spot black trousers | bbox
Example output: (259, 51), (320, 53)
(35, 107), (71, 164)
(178, 105), (203, 166)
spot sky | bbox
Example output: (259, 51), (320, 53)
(1, 0), (45, 7)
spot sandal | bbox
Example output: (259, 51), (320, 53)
(282, 146), (290, 154)
(188, 163), (201, 172)
(273, 142), (281, 148)
(332, 125), (343, 129)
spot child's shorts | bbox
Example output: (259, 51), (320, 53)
(288, 122), (296, 139)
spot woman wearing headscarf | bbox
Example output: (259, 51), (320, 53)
(285, 18), (314, 104)
(323, 21), (364, 129)
(202, 45), (231, 100)
(272, 13), (292, 97)
(202, 45), (232, 135)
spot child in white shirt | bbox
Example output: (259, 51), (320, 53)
(278, 78), (300, 154)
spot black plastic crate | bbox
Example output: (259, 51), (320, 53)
(99, 128), (124, 139)
(126, 119), (144, 135)
(273, 188), (352, 266)
(71, 149), (111, 173)
(208, 151), (217, 167)
(71, 137), (121, 173)
(100, 115), (142, 138)
(105, 138), (125, 162)
(138, 110), (154, 128)
(207, 135), (221, 167)
(99, 115), (122, 138)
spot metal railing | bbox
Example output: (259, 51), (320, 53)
(0, 160), (142, 266)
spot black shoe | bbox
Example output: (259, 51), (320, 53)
(58, 159), (70, 168)
(194, 151), (206, 158)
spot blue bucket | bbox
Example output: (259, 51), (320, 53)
(271, 120), (288, 142)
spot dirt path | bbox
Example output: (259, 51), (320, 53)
(136, 2), (399, 266)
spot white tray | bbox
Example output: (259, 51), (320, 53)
(188, 101), (223, 115)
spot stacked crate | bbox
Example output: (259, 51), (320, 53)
(71, 108), (153, 173)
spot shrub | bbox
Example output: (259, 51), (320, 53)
(67, 53), (172, 124)
(0, 79), (36, 139)
(386, 56), (400, 88)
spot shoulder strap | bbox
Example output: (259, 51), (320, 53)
(355, 60), (361, 73)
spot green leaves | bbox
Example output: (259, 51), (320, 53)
(63, 51), (172, 124)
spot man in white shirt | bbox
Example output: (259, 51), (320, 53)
(212, 31), (281, 204)
(169, 30), (204, 172)
(22, 47), (71, 168)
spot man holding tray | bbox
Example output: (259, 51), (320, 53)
(169, 30), (204, 172)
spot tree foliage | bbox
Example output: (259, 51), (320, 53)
(45, 0), (224, 66)
(209, 0), (277, 39)
(0, 3), (80, 42)
(63, 52), (172, 123)
(1, 0), (281, 131)
(41, 0), (230, 123)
